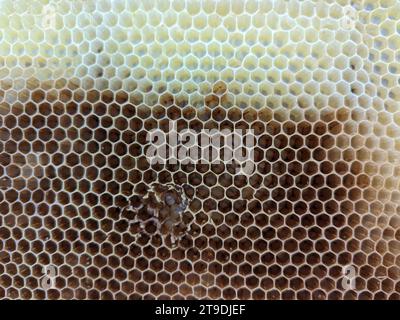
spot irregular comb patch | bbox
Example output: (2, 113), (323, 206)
(125, 183), (192, 247)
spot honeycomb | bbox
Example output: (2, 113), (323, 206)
(0, 0), (399, 300)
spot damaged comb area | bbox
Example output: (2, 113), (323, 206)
(127, 183), (192, 246)
(0, 0), (399, 300)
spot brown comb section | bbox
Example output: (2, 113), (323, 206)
(0, 78), (399, 300)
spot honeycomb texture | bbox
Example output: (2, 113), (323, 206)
(0, 0), (399, 300)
